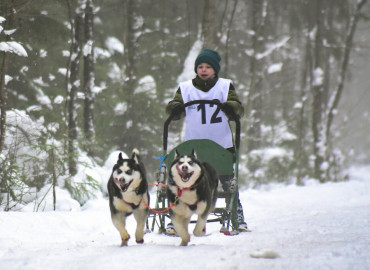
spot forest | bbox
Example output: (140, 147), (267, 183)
(1, 0), (369, 210)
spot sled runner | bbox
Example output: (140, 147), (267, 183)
(146, 100), (242, 235)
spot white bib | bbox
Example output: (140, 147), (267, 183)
(179, 78), (233, 148)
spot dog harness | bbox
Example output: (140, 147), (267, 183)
(179, 78), (233, 148)
(121, 198), (142, 210)
(176, 186), (199, 209)
(176, 186), (194, 197)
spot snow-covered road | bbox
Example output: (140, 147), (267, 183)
(1, 166), (369, 270)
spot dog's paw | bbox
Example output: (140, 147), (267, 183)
(180, 240), (189, 246)
(136, 239), (144, 244)
(193, 223), (206, 236)
(120, 240), (128, 246)
(193, 226), (206, 236)
(178, 233), (190, 246)
(120, 234), (130, 246)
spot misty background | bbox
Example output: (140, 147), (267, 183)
(1, 0), (369, 209)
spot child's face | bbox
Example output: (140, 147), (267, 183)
(196, 63), (215, 80)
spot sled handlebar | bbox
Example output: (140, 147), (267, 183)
(163, 100), (241, 152)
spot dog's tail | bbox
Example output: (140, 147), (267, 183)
(132, 148), (140, 156)
(131, 148), (141, 164)
(131, 148), (147, 178)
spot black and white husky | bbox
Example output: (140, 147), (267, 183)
(167, 150), (219, 246)
(107, 149), (149, 246)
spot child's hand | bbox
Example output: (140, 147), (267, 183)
(221, 102), (238, 119)
(171, 102), (185, 117)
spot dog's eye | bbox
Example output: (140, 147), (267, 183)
(126, 169), (132, 175)
(178, 162), (183, 165)
(188, 161), (193, 165)
(117, 169), (122, 174)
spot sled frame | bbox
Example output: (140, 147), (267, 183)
(146, 100), (241, 234)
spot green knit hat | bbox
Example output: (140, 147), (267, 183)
(194, 49), (221, 74)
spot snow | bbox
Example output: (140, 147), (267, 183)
(54, 95), (64, 104)
(39, 49), (47, 58)
(83, 40), (93, 56)
(294, 101), (303, 109)
(251, 147), (290, 162)
(104, 150), (128, 168)
(134, 75), (157, 96)
(4, 29), (17, 35)
(313, 67), (324, 86)
(0, 18), (27, 57)
(256, 36), (290, 60)
(0, 41), (28, 57)
(4, 74), (12, 85)
(20, 186), (81, 212)
(1, 162), (369, 270)
(114, 102), (127, 115)
(58, 67), (67, 76)
(105, 36), (124, 54)
(267, 62), (283, 74)
(177, 39), (203, 83)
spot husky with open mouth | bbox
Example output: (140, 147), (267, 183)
(107, 149), (149, 246)
(167, 149), (219, 246)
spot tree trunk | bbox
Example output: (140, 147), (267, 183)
(0, 2), (13, 154)
(246, 0), (267, 153)
(295, 34), (312, 185)
(50, 148), (57, 211)
(123, 0), (137, 97)
(0, 52), (8, 154)
(224, 0), (238, 77)
(311, 0), (325, 182)
(67, 3), (84, 176)
(83, 0), (95, 155)
(325, 0), (367, 150)
(201, 0), (216, 48)
(119, 0), (139, 149)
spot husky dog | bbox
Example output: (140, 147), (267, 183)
(107, 149), (149, 246)
(167, 150), (218, 246)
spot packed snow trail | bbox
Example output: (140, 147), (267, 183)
(0, 166), (369, 270)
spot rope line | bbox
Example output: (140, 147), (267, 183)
(144, 198), (178, 213)
(148, 183), (167, 187)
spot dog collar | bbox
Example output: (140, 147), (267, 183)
(177, 186), (194, 197)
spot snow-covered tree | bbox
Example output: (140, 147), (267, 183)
(0, 14), (28, 154)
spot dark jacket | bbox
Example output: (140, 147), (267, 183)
(166, 75), (244, 118)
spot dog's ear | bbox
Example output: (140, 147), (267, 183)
(191, 149), (197, 158)
(118, 152), (123, 161)
(131, 149), (140, 164)
(175, 149), (180, 159)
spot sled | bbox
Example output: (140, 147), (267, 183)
(146, 100), (241, 235)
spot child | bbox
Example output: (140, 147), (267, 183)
(165, 49), (249, 233)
